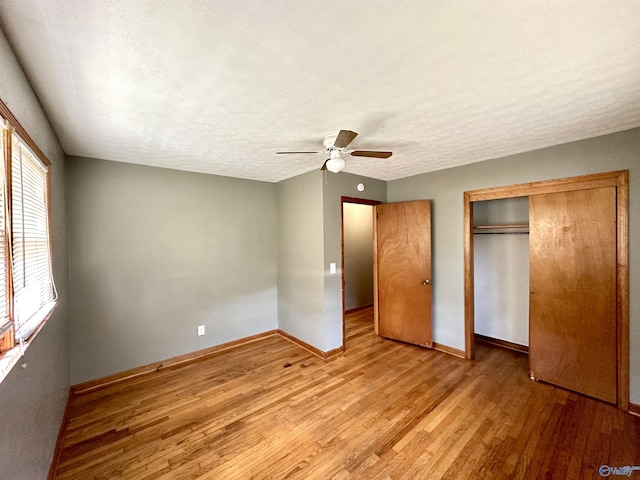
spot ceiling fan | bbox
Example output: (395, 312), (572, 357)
(276, 130), (392, 173)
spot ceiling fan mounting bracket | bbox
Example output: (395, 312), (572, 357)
(323, 133), (339, 149)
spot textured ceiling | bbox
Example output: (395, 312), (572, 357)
(0, 1), (639, 183)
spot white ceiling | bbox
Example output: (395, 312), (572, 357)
(0, 1), (639, 183)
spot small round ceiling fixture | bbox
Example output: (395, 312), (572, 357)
(356, 183), (365, 192)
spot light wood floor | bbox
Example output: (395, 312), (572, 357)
(54, 308), (640, 479)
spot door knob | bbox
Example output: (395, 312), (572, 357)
(422, 279), (431, 285)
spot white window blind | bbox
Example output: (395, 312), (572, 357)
(11, 132), (55, 340)
(0, 126), (9, 337)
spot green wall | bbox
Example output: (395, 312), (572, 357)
(276, 170), (326, 348)
(67, 157), (278, 383)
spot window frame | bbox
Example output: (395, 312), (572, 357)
(0, 99), (56, 381)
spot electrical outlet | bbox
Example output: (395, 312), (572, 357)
(197, 325), (205, 336)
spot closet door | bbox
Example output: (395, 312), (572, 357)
(529, 187), (617, 404)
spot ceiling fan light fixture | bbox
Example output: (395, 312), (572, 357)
(326, 150), (346, 173)
(277, 130), (391, 172)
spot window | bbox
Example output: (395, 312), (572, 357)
(0, 99), (56, 363)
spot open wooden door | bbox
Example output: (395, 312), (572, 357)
(375, 200), (432, 347)
(529, 187), (618, 404)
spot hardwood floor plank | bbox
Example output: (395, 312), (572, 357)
(53, 307), (640, 479)
(441, 417), (495, 479)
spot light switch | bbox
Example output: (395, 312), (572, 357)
(330, 262), (337, 274)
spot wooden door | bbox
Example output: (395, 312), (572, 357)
(529, 187), (617, 404)
(375, 200), (432, 347)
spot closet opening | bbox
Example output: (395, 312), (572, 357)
(472, 197), (529, 355)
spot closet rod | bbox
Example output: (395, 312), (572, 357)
(473, 224), (529, 229)
(473, 231), (529, 235)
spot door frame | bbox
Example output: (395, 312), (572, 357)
(463, 170), (629, 410)
(340, 196), (381, 349)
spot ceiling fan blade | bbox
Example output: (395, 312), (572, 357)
(320, 159), (329, 170)
(276, 151), (322, 154)
(350, 150), (393, 158)
(334, 130), (358, 149)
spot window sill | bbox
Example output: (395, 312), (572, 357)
(0, 302), (58, 385)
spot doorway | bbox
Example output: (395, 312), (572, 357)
(463, 170), (629, 410)
(341, 197), (380, 349)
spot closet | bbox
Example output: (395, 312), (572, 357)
(464, 170), (629, 409)
(473, 197), (529, 352)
